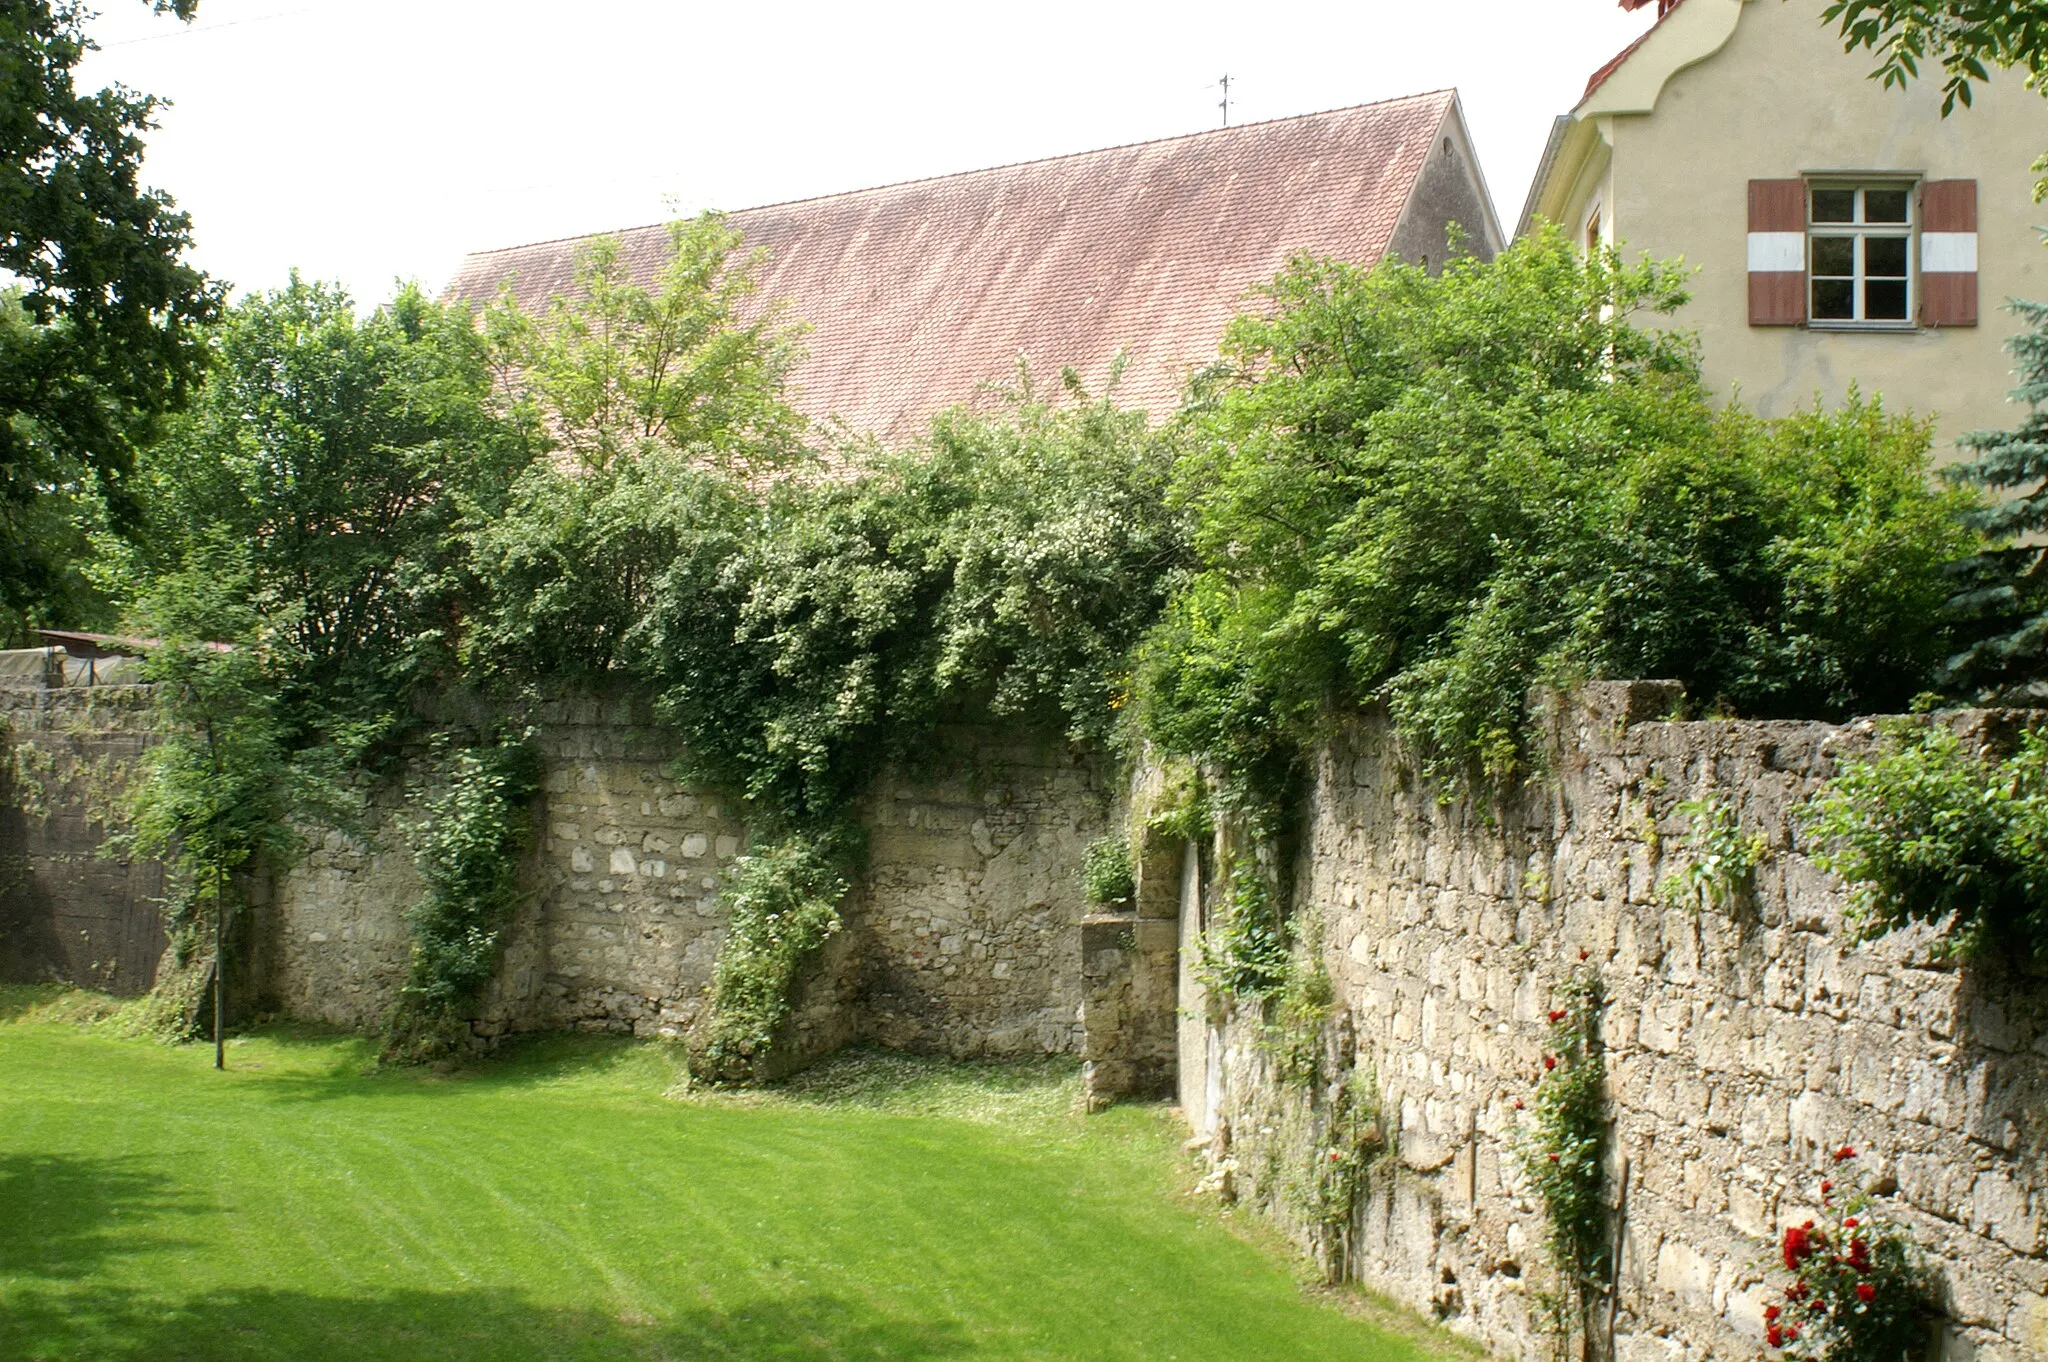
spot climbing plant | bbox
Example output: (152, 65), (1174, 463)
(1520, 965), (1609, 1360)
(695, 834), (850, 1080)
(384, 735), (543, 1063)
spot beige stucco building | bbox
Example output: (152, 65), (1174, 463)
(1521, 0), (2048, 456)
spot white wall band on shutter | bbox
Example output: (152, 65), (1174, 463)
(1748, 179), (1806, 326)
(1921, 180), (1978, 327)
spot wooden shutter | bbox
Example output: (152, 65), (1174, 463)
(1748, 179), (1806, 326)
(1921, 179), (1978, 327)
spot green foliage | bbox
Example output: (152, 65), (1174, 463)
(1144, 770), (1213, 845)
(118, 541), (295, 1026)
(1803, 717), (2048, 962)
(1265, 918), (1335, 1088)
(135, 276), (535, 754)
(484, 215), (808, 478)
(698, 835), (850, 1082)
(1520, 967), (1608, 1355)
(1942, 300), (2048, 700)
(1138, 231), (1976, 802)
(1299, 1068), (1386, 1239)
(1082, 833), (1135, 907)
(385, 737), (543, 1062)
(1197, 871), (1292, 1003)
(1769, 1154), (1936, 1362)
(0, 0), (218, 641)
(1660, 793), (1769, 913)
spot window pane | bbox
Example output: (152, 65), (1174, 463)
(1812, 189), (1856, 223)
(1812, 235), (1856, 276)
(1813, 278), (1855, 319)
(1865, 188), (1910, 223)
(1865, 279), (1909, 320)
(1866, 236), (1909, 277)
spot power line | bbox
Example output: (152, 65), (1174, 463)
(98, 4), (326, 48)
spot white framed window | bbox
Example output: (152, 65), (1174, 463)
(1807, 183), (1914, 326)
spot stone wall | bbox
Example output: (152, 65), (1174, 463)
(1181, 684), (2048, 1362)
(271, 694), (1112, 1059)
(0, 682), (164, 995)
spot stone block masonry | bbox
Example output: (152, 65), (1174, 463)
(271, 694), (1114, 1060)
(1182, 683), (2048, 1362)
(13, 674), (2045, 1361)
(0, 683), (166, 995)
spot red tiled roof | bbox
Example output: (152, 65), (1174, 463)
(447, 92), (1458, 443)
(1585, 0), (1684, 101)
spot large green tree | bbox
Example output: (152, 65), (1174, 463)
(0, 0), (218, 640)
(133, 276), (536, 761)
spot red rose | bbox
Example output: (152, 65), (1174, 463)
(1782, 1226), (1810, 1270)
(1784, 1281), (1809, 1302)
(1763, 1306), (1781, 1322)
(1835, 1145), (1857, 1161)
(1848, 1238), (1871, 1272)
(1579, 949), (1590, 961)
(1543, 1055), (1558, 1071)
(1785, 1325), (1801, 1342)
(1857, 1283), (1875, 1304)
(1820, 1181), (1832, 1195)
(1548, 1152), (1561, 1163)
(1513, 1099), (1524, 1110)
(1843, 1217), (1858, 1228)
(1766, 1326), (1784, 1349)
(1548, 1010), (1568, 1023)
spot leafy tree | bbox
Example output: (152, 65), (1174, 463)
(1939, 300), (2048, 699)
(467, 216), (809, 683)
(1822, 0), (2048, 194)
(122, 538), (293, 1067)
(135, 276), (535, 756)
(0, 0), (219, 640)
(483, 213), (808, 477)
(1138, 231), (1976, 801)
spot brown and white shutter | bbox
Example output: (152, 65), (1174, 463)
(1748, 179), (1807, 326)
(1920, 180), (1978, 327)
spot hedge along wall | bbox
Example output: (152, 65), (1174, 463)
(269, 690), (1113, 1065)
(1179, 683), (2047, 1362)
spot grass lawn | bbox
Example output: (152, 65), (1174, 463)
(0, 986), (1468, 1361)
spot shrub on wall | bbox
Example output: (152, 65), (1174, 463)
(1081, 833), (1135, 908)
(1134, 230), (1978, 803)
(1804, 716), (2048, 962)
(1766, 1149), (1935, 1362)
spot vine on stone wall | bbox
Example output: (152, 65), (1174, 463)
(384, 735), (543, 1063)
(1520, 964), (1610, 1361)
(694, 834), (851, 1082)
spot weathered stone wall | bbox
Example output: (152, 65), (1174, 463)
(1185, 684), (2048, 1362)
(270, 695), (1110, 1058)
(0, 682), (165, 995)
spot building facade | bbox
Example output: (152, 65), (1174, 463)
(1522, 0), (2048, 455)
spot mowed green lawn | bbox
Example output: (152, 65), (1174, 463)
(0, 989), (1455, 1362)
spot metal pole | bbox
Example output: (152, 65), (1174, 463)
(214, 855), (225, 1070)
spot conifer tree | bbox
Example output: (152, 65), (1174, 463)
(1943, 300), (2048, 700)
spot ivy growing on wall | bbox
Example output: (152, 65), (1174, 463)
(694, 834), (851, 1081)
(1660, 792), (1769, 914)
(384, 735), (543, 1063)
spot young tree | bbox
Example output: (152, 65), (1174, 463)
(0, 0), (219, 640)
(124, 540), (292, 1068)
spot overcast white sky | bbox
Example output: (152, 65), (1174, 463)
(79, 0), (1659, 307)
